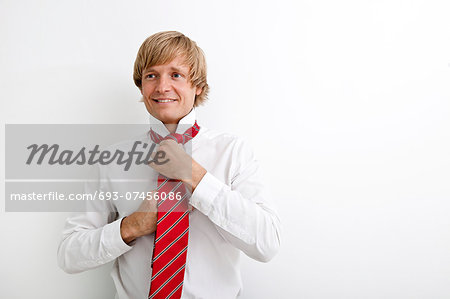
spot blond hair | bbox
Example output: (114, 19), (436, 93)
(133, 31), (209, 106)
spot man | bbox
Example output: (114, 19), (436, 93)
(58, 31), (281, 299)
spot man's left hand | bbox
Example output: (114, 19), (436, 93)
(149, 139), (207, 192)
(149, 139), (192, 181)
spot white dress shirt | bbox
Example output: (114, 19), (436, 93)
(57, 109), (282, 299)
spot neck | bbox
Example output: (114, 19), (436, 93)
(164, 123), (178, 134)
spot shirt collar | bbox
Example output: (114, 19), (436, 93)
(148, 108), (197, 136)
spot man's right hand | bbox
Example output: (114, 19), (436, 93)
(120, 193), (158, 244)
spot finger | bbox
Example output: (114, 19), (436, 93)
(148, 146), (166, 167)
(159, 139), (178, 147)
(138, 192), (159, 212)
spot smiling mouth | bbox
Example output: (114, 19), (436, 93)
(152, 98), (176, 103)
(153, 98), (177, 103)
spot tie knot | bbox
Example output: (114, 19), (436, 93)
(149, 121), (200, 145)
(163, 133), (184, 144)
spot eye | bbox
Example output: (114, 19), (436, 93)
(145, 74), (156, 79)
(172, 73), (182, 78)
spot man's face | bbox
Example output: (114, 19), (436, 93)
(141, 56), (202, 124)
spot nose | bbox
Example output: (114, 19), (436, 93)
(155, 76), (171, 94)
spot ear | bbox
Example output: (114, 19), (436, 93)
(138, 87), (144, 102)
(195, 86), (202, 96)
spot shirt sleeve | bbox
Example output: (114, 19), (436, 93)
(57, 166), (133, 274)
(189, 138), (282, 262)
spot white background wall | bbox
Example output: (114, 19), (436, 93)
(1, 0), (450, 298)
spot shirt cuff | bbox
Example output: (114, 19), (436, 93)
(190, 172), (225, 215)
(102, 217), (134, 258)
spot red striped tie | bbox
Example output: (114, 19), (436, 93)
(148, 122), (200, 299)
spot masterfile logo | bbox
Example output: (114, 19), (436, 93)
(4, 124), (193, 212)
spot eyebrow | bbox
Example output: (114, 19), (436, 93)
(144, 66), (188, 74)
